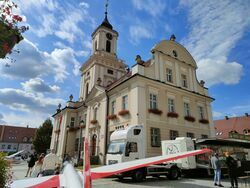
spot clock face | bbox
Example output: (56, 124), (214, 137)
(106, 33), (113, 40)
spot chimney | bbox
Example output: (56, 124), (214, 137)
(245, 113), (249, 117)
(225, 116), (229, 120)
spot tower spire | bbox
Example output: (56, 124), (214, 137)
(105, 0), (109, 18)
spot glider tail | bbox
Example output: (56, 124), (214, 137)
(84, 138), (92, 188)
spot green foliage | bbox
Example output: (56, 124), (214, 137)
(33, 119), (53, 154)
(0, 152), (11, 188)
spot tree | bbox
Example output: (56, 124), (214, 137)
(0, 152), (11, 187)
(33, 119), (53, 154)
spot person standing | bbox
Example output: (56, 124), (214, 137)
(25, 153), (37, 177)
(225, 152), (238, 188)
(211, 153), (224, 187)
(41, 149), (61, 176)
(31, 153), (45, 177)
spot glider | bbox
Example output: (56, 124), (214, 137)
(11, 139), (211, 188)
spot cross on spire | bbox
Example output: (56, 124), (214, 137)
(105, 0), (109, 17)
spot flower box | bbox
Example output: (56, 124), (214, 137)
(107, 114), (117, 120)
(148, 108), (162, 115)
(80, 125), (86, 129)
(199, 119), (209, 124)
(167, 112), (179, 118)
(54, 129), (60, 134)
(68, 127), (75, 132)
(184, 116), (196, 122)
(90, 120), (98, 124)
(118, 110), (130, 116)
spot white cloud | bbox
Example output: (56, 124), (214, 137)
(132, 0), (166, 17)
(79, 2), (89, 9)
(129, 25), (153, 45)
(198, 58), (243, 86)
(0, 88), (64, 114)
(0, 113), (6, 124)
(34, 14), (57, 37)
(0, 39), (81, 82)
(213, 111), (224, 119)
(21, 78), (60, 93)
(181, 0), (250, 86)
(0, 112), (49, 128)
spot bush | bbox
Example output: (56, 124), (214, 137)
(0, 152), (12, 187)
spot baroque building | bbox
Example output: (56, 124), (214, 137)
(50, 8), (215, 164)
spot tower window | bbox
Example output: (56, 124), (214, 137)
(95, 41), (97, 51)
(106, 40), (111, 53)
(107, 69), (113, 74)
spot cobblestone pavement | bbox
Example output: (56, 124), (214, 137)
(11, 162), (249, 188)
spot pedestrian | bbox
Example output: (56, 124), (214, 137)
(25, 153), (37, 177)
(41, 149), (61, 176)
(31, 153), (45, 177)
(211, 153), (224, 187)
(225, 152), (238, 188)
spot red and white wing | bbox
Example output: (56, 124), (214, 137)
(11, 175), (61, 188)
(11, 163), (83, 188)
(91, 148), (211, 179)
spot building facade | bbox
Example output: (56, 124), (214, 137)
(0, 125), (36, 154)
(214, 113), (250, 139)
(50, 11), (215, 164)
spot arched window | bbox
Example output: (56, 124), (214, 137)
(92, 134), (97, 156)
(106, 40), (111, 53)
(95, 41), (97, 51)
(85, 83), (89, 98)
(94, 108), (98, 120)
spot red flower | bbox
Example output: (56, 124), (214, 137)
(13, 15), (22, 22)
(3, 43), (11, 53)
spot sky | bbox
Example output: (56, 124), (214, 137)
(0, 0), (249, 127)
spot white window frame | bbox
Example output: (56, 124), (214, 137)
(181, 74), (188, 88)
(70, 117), (75, 127)
(198, 106), (204, 119)
(150, 93), (158, 109)
(170, 130), (179, 140)
(168, 98), (175, 112)
(122, 95), (128, 110)
(184, 102), (190, 116)
(151, 128), (161, 147)
(111, 100), (116, 114)
(166, 68), (173, 83)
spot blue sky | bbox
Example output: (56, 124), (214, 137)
(0, 0), (249, 127)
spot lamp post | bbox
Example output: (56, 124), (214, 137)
(64, 125), (70, 158)
(78, 120), (85, 163)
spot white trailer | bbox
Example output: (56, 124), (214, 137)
(106, 125), (192, 181)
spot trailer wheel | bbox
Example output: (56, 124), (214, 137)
(167, 167), (179, 180)
(132, 170), (145, 182)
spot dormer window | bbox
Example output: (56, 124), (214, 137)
(106, 40), (111, 52)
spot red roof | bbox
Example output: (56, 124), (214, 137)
(0, 125), (37, 143)
(214, 115), (250, 139)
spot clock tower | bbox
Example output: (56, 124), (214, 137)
(79, 1), (127, 101)
(91, 2), (118, 56)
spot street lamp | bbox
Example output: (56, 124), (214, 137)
(78, 120), (85, 163)
(64, 125), (70, 158)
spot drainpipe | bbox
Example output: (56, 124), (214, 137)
(104, 92), (109, 163)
